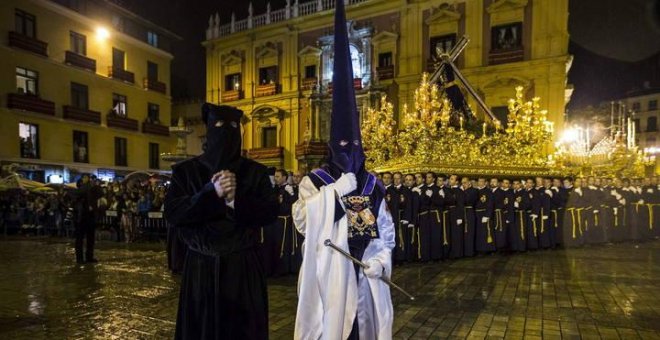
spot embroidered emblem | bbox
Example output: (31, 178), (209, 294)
(341, 195), (379, 240)
(480, 195), (487, 203)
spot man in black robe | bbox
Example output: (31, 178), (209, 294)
(475, 177), (495, 253)
(73, 173), (102, 263)
(164, 103), (278, 340)
(491, 178), (507, 250)
(273, 169), (297, 276)
(510, 179), (529, 252)
(448, 174), (465, 259)
(462, 176), (478, 257)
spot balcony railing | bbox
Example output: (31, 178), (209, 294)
(7, 93), (55, 116)
(143, 78), (167, 94)
(328, 78), (362, 93)
(107, 114), (138, 131)
(295, 141), (328, 159)
(63, 105), (101, 124)
(65, 51), (96, 72)
(108, 66), (135, 84)
(301, 77), (318, 91)
(255, 83), (279, 97)
(248, 146), (284, 160)
(376, 65), (394, 80)
(8, 31), (48, 56)
(489, 47), (524, 65)
(142, 121), (170, 136)
(221, 90), (243, 102)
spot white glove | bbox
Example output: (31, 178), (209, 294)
(531, 214), (538, 220)
(647, 189), (654, 194)
(481, 217), (489, 223)
(401, 220), (409, 225)
(425, 189), (433, 197)
(593, 210), (599, 214)
(639, 200), (645, 204)
(363, 259), (383, 279)
(457, 219), (463, 225)
(439, 190), (445, 198)
(334, 172), (357, 197)
(542, 215), (548, 220)
(613, 207), (618, 215)
(611, 190), (617, 195)
(505, 220), (510, 224)
(412, 187), (421, 194)
(575, 188), (582, 195)
(545, 189), (553, 197)
(619, 199), (626, 205)
(514, 202), (519, 208)
(284, 184), (294, 196)
(614, 193), (622, 200)
(408, 224), (414, 228)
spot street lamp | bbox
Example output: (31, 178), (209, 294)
(96, 27), (110, 40)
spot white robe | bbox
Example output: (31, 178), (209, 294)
(292, 175), (395, 340)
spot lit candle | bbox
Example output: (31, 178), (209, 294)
(482, 122), (487, 136)
(460, 116), (464, 130)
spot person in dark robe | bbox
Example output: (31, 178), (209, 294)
(490, 178), (507, 250)
(534, 177), (552, 249)
(273, 169), (297, 276)
(391, 172), (409, 263)
(553, 178), (569, 247)
(510, 179), (529, 252)
(436, 174), (452, 260)
(525, 179), (540, 250)
(448, 174), (465, 259)
(500, 179), (515, 251)
(562, 178), (586, 247)
(403, 174), (419, 262)
(462, 176), (478, 257)
(475, 177), (495, 253)
(409, 175), (424, 261)
(164, 103), (278, 340)
(383, 172), (402, 263)
(547, 178), (562, 248)
(417, 172), (442, 262)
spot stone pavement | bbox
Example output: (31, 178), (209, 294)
(1, 238), (659, 339)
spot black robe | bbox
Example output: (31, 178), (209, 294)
(449, 186), (466, 259)
(492, 188), (507, 249)
(475, 187), (495, 253)
(164, 156), (278, 340)
(463, 187), (478, 257)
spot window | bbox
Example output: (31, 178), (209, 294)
(378, 52), (393, 68)
(304, 65), (317, 79)
(225, 73), (241, 91)
(647, 116), (658, 132)
(147, 31), (158, 47)
(71, 82), (88, 110)
(114, 137), (127, 166)
(70, 31), (86, 55)
(430, 34), (456, 57)
(16, 67), (38, 95)
(15, 9), (36, 38)
(349, 45), (361, 77)
(19, 122), (39, 159)
(492, 22), (523, 51)
(147, 103), (160, 123)
(149, 143), (160, 169)
(632, 102), (641, 111)
(634, 118), (641, 133)
(262, 126), (277, 148)
(73, 130), (89, 163)
(259, 66), (278, 85)
(112, 93), (127, 116)
(147, 61), (158, 80)
(112, 48), (125, 70)
(649, 100), (658, 111)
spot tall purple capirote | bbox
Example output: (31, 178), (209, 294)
(328, 0), (365, 175)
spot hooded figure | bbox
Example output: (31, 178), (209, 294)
(292, 1), (395, 339)
(164, 103), (278, 340)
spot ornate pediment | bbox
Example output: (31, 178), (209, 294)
(487, 0), (529, 14)
(372, 31), (398, 44)
(483, 76), (531, 90)
(251, 105), (283, 122)
(298, 45), (322, 57)
(425, 3), (461, 25)
(255, 42), (279, 59)
(221, 50), (243, 66)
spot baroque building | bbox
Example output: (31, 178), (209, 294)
(203, 0), (572, 171)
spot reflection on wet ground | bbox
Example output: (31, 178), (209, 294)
(1, 238), (659, 339)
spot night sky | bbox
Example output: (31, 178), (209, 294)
(124, 0), (660, 111)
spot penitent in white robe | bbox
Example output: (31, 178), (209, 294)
(292, 175), (395, 340)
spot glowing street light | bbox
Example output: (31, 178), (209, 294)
(96, 27), (110, 40)
(560, 127), (579, 143)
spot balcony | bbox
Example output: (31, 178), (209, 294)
(295, 141), (328, 159)
(107, 114), (138, 131)
(63, 105), (101, 124)
(328, 78), (362, 93)
(142, 121), (170, 136)
(255, 83), (279, 97)
(108, 66), (135, 84)
(489, 47), (524, 65)
(65, 51), (96, 72)
(248, 147), (284, 167)
(221, 90), (243, 102)
(301, 77), (318, 91)
(376, 65), (394, 80)
(143, 78), (167, 94)
(8, 31), (48, 57)
(7, 93), (55, 116)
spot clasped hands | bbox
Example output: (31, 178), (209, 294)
(211, 170), (236, 202)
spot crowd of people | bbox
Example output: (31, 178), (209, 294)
(260, 170), (660, 276)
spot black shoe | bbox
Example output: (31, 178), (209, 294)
(86, 258), (99, 263)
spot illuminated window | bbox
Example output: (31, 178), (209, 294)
(430, 34), (456, 57)
(112, 93), (127, 116)
(19, 122), (39, 159)
(16, 67), (38, 95)
(225, 73), (241, 91)
(259, 66), (278, 85)
(73, 130), (89, 163)
(147, 31), (158, 47)
(349, 44), (361, 77)
(492, 22), (522, 51)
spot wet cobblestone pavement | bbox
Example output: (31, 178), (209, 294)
(1, 238), (660, 339)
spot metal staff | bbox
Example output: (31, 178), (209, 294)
(324, 239), (416, 301)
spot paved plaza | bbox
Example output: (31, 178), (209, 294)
(1, 238), (659, 339)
